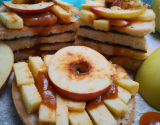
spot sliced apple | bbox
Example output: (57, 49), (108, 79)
(0, 12), (23, 29)
(86, 103), (117, 125)
(38, 104), (56, 125)
(115, 78), (139, 95)
(56, 94), (69, 125)
(48, 46), (115, 102)
(104, 98), (129, 117)
(71, 6), (80, 16)
(43, 55), (53, 69)
(131, 9), (156, 21)
(118, 86), (131, 104)
(93, 19), (110, 31)
(54, 0), (71, 13)
(69, 110), (93, 125)
(13, 62), (34, 87)
(20, 84), (42, 114)
(65, 99), (86, 111)
(51, 5), (71, 22)
(3, 1), (54, 13)
(79, 9), (100, 23)
(90, 6), (146, 19)
(0, 41), (14, 94)
(28, 56), (47, 81)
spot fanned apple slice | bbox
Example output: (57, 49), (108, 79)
(3, 1), (54, 13)
(90, 6), (146, 19)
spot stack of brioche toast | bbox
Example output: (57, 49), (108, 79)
(0, 0), (156, 124)
(0, 0), (155, 72)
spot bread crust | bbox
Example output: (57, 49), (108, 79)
(12, 75), (136, 125)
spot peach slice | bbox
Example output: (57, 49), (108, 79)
(48, 46), (115, 102)
(3, 1), (54, 13)
(0, 41), (14, 94)
(90, 6), (146, 19)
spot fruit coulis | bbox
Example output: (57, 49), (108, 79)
(36, 71), (56, 109)
(86, 82), (118, 110)
(139, 112), (160, 125)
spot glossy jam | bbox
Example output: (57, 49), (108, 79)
(37, 71), (56, 109)
(139, 112), (160, 125)
(19, 11), (57, 26)
(86, 82), (118, 110)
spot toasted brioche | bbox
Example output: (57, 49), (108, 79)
(77, 19), (155, 37)
(77, 27), (148, 51)
(12, 74), (136, 125)
(0, 19), (79, 40)
(76, 36), (147, 60)
(109, 47), (154, 72)
(39, 42), (74, 51)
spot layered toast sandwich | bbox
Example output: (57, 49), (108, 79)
(76, 0), (155, 72)
(0, 0), (80, 62)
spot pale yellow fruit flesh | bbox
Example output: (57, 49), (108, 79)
(135, 47), (160, 111)
(91, 7), (146, 19)
(131, 9), (156, 21)
(93, 19), (110, 31)
(79, 9), (100, 22)
(0, 12), (23, 29)
(0, 41), (14, 90)
(51, 5), (71, 22)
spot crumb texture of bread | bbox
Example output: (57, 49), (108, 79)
(77, 28), (148, 51)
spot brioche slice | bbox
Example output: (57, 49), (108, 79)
(76, 36), (147, 60)
(77, 27), (147, 51)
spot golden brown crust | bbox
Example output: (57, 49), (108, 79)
(12, 75), (136, 125)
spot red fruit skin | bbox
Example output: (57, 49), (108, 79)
(3, 2), (54, 13)
(50, 78), (111, 102)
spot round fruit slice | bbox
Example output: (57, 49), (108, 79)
(48, 46), (115, 102)
(0, 41), (14, 94)
(90, 6), (146, 19)
(3, 1), (54, 13)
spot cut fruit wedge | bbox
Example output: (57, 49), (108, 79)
(131, 9), (156, 21)
(0, 12), (23, 29)
(0, 41), (14, 94)
(115, 78), (139, 95)
(3, 1), (54, 13)
(51, 5), (71, 22)
(79, 10), (100, 22)
(90, 6), (146, 19)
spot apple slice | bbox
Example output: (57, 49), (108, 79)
(131, 9), (156, 21)
(0, 41), (14, 94)
(51, 5), (71, 22)
(90, 6), (146, 19)
(79, 10), (100, 23)
(0, 12), (23, 29)
(3, 1), (54, 13)
(115, 78), (139, 95)
(48, 46), (115, 102)
(93, 19), (110, 31)
(69, 110), (93, 125)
